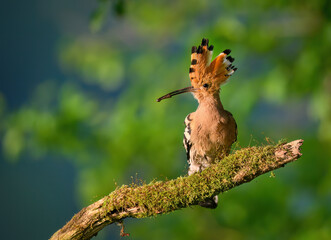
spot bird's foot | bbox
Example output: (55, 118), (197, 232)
(199, 195), (218, 209)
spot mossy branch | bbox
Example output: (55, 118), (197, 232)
(50, 139), (303, 240)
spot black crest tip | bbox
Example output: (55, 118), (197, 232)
(226, 56), (235, 62)
(201, 38), (209, 46)
(208, 45), (214, 51)
(223, 49), (231, 55)
(191, 46), (197, 53)
(197, 45), (203, 54)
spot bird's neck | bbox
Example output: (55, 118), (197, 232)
(197, 94), (224, 112)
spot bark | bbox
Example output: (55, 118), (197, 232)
(50, 139), (303, 240)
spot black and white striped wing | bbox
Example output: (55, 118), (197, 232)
(183, 113), (193, 162)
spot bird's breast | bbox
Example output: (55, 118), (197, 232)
(191, 109), (236, 157)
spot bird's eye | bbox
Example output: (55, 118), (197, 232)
(203, 83), (209, 88)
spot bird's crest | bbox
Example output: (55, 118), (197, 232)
(189, 38), (237, 89)
(156, 38), (237, 102)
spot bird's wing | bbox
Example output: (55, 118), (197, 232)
(183, 113), (193, 161)
(227, 111), (238, 144)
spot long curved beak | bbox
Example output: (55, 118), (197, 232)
(157, 86), (196, 102)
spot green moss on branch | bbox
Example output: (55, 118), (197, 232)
(50, 139), (303, 240)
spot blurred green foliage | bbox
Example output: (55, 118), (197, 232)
(1, 0), (331, 239)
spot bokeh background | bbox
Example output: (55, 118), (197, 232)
(1, 0), (331, 239)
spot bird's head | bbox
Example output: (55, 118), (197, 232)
(157, 38), (237, 103)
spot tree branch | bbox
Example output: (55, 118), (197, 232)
(50, 139), (303, 240)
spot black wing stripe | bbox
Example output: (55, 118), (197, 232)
(183, 114), (193, 161)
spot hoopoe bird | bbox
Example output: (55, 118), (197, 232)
(157, 38), (238, 208)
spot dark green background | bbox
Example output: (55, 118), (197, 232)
(1, 0), (330, 239)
